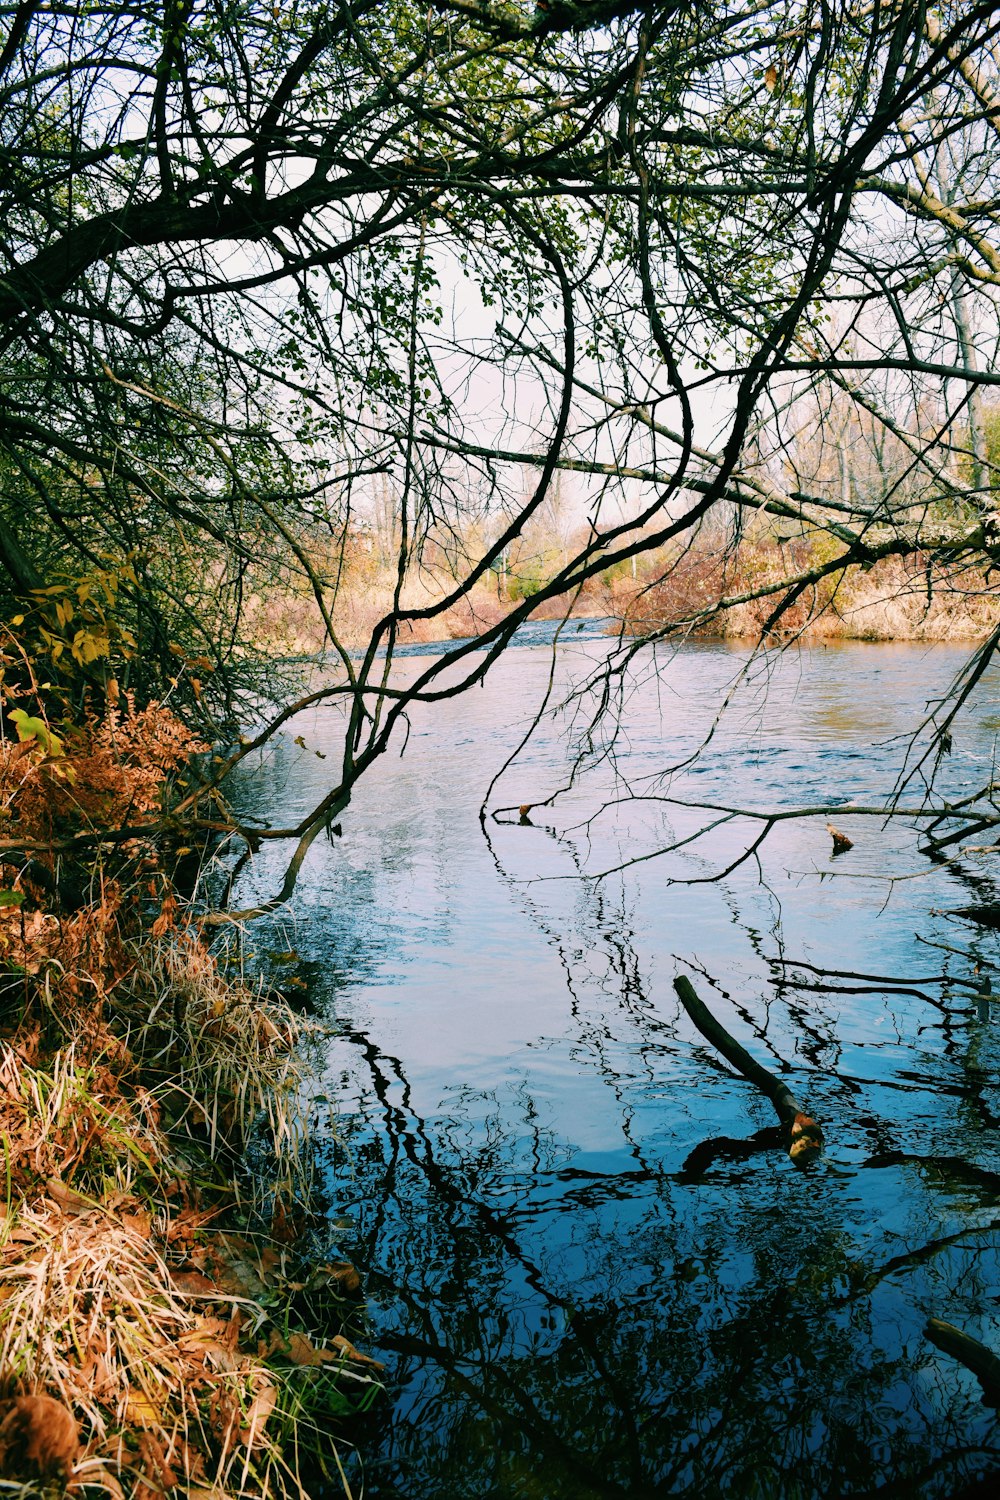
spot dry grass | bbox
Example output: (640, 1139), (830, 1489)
(0, 956), (376, 1500)
(805, 560), (1000, 641)
(0, 1196), (376, 1498)
(245, 554), (516, 654)
(134, 932), (313, 1211)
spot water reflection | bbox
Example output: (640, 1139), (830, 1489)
(232, 640), (1000, 1497)
(324, 1045), (1000, 1499)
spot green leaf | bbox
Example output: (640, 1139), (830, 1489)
(9, 709), (64, 756)
(0, 891), (25, 908)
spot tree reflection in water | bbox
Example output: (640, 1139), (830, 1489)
(314, 882), (1000, 1499)
(322, 1025), (999, 1498)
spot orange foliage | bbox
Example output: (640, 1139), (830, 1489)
(1, 693), (204, 846)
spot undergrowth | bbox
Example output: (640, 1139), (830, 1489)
(0, 639), (377, 1497)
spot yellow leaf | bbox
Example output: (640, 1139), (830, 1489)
(124, 1394), (161, 1428)
(9, 710), (62, 755)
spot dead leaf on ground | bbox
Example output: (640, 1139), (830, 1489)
(45, 1178), (95, 1214)
(170, 1269), (217, 1296)
(240, 1377), (277, 1449)
(0, 1394), (81, 1477)
(330, 1334), (385, 1371)
(78, 1349), (115, 1397)
(205, 1248), (266, 1300)
(265, 1330), (334, 1368)
(120, 1209), (152, 1239)
(164, 1205), (219, 1245)
(0, 1225), (37, 1244)
(257, 1245), (282, 1281)
(209, 1375), (276, 1451)
(319, 1259), (362, 1295)
(179, 1312), (243, 1371)
(136, 1431), (179, 1497)
(269, 1197), (312, 1243)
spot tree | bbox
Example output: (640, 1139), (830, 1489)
(2, 1), (1000, 903)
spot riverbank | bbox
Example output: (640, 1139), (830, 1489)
(248, 544), (1000, 658)
(245, 564), (613, 655)
(0, 688), (376, 1495)
(612, 549), (1000, 643)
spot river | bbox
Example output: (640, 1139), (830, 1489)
(231, 627), (1000, 1499)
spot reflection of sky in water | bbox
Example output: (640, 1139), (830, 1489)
(231, 637), (1000, 1498)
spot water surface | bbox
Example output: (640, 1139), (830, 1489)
(234, 633), (1000, 1498)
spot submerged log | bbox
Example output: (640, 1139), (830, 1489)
(925, 1318), (1000, 1405)
(673, 975), (824, 1166)
(826, 822), (854, 854)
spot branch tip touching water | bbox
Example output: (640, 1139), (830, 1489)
(673, 974), (824, 1167)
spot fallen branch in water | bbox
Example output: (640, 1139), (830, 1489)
(827, 822), (854, 853)
(926, 1318), (1000, 1405)
(673, 975), (824, 1166)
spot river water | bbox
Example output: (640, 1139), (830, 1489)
(232, 627), (1000, 1499)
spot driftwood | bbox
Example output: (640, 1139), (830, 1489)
(925, 1318), (1000, 1405)
(673, 975), (824, 1166)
